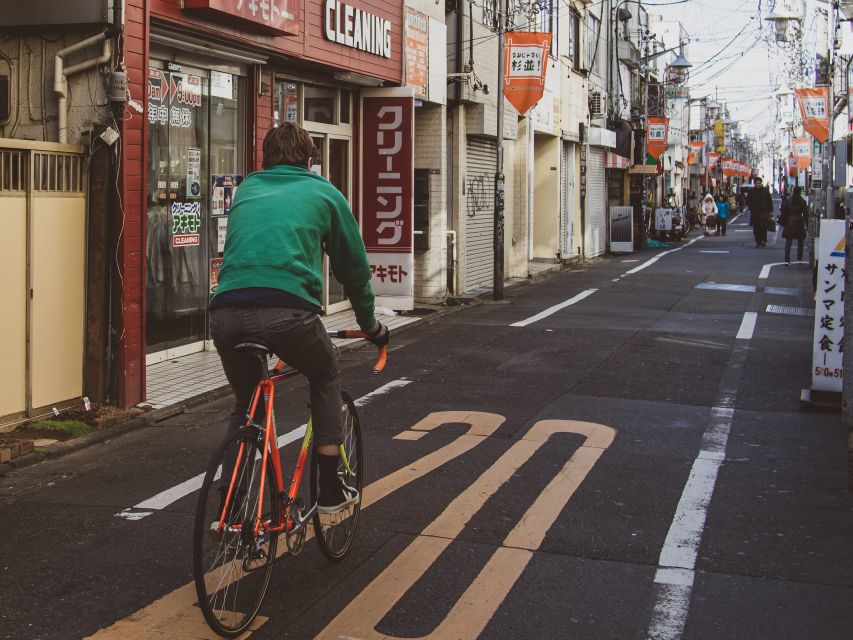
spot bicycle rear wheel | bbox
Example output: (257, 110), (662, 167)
(310, 391), (363, 561)
(193, 429), (279, 638)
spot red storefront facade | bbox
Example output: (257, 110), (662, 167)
(117, 0), (404, 407)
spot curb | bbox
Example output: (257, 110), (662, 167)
(0, 261), (578, 476)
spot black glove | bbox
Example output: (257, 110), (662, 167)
(365, 321), (389, 347)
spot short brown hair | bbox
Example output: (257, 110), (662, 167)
(262, 122), (314, 169)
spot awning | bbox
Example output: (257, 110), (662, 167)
(606, 151), (631, 170)
(628, 164), (659, 175)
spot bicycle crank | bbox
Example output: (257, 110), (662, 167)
(285, 500), (310, 556)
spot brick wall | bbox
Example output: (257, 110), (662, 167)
(117, 0), (149, 408)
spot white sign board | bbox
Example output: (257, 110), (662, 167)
(655, 208), (673, 231)
(811, 219), (845, 392)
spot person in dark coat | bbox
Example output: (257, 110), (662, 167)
(747, 176), (774, 247)
(779, 185), (807, 264)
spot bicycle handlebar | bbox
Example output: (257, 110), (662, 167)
(332, 330), (388, 374)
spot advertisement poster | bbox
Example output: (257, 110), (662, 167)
(209, 258), (223, 294)
(187, 148), (202, 199)
(811, 220), (845, 393)
(646, 117), (669, 160)
(795, 87), (830, 143)
(794, 137), (812, 170)
(211, 174), (244, 216)
(404, 7), (429, 100)
(171, 201), (201, 247)
(217, 218), (228, 253)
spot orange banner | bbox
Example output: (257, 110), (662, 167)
(793, 137), (812, 170)
(795, 87), (830, 143)
(708, 152), (720, 168)
(503, 32), (552, 115)
(687, 141), (704, 165)
(788, 154), (798, 176)
(722, 157), (733, 177)
(646, 117), (669, 160)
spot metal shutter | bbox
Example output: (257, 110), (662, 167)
(560, 142), (575, 258)
(464, 138), (497, 291)
(585, 147), (606, 258)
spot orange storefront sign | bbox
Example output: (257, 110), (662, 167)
(687, 141), (704, 164)
(708, 152), (720, 168)
(794, 137), (812, 170)
(646, 117), (669, 160)
(795, 87), (830, 143)
(503, 31), (552, 115)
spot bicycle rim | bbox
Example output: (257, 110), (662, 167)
(311, 391), (363, 561)
(193, 429), (279, 637)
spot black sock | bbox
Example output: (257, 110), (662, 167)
(318, 454), (340, 494)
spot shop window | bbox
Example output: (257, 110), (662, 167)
(275, 81), (352, 127)
(304, 85), (336, 124)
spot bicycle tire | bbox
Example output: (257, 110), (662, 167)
(310, 391), (364, 561)
(193, 428), (279, 638)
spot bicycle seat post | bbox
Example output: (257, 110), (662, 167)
(234, 341), (273, 381)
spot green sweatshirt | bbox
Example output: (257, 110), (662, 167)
(212, 165), (376, 331)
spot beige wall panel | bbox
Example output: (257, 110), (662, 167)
(533, 136), (560, 259)
(0, 196), (28, 419)
(31, 196), (85, 409)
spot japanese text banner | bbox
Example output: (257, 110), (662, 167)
(646, 117), (669, 160)
(361, 87), (415, 310)
(795, 87), (829, 143)
(503, 32), (552, 115)
(794, 137), (812, 170)
(812, 219), (845, 392)
(687, 141), (704, 165)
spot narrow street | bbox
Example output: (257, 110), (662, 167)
(2, 215), (851, 640)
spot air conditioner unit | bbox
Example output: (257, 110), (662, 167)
(590, 91), (606, 118)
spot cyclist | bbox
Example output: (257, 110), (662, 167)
(209, 122), (388, 514)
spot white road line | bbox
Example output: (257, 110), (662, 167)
(736, 312), (757, 340)
(759, 261), (807, 279)
(623, 235), (704, 276)
(510, 289), (597, 327)
(115, 378), (412, 520)
(699, 250), (729, 254)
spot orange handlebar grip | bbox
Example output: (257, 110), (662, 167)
(372, 346), (388, 374)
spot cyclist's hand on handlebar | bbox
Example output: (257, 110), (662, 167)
(364, 321), (389, 347)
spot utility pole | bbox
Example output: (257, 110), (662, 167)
(493, 0), (508, 301)
(826, 3), (836, 221)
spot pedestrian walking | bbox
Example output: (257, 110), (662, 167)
(701, 193), (718, 235)
(779, 185), (807, 264)
(716, 194), (729, 236)
(747, 176), (773, 247)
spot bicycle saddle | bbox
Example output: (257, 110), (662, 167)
(234, 339), (272, 355)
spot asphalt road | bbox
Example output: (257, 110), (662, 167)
(2, 212), (852, 640)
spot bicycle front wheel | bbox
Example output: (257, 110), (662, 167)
(193, 429), (279, 638)
(310, 391), (364, 561)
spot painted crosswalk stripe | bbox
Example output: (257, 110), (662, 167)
(736, 312), (757, 340)
(510, 289), (597, 327)
(115, 378), (412, 521)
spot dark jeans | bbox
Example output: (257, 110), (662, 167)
(210, 306), (342, 450)
(785, 237), (803, 262)
(719, 217), (727, 236)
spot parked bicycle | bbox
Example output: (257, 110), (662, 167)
(192, 330), (387, 637)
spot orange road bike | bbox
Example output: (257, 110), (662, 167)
(192, 330), (387, 637)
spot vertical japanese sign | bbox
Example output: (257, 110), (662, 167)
(795, 87), (830, 143)
(404, 7), (429, 100)
(503, 32), (552, 116)
(812, 219), (845, 392)
(171, 202), (201, 247)
(361, 88), (415, 310)
(646, 117), (669, 160)
(794, 137), (812, 170)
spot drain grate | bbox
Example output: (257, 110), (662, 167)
(766, 305), (814, 317)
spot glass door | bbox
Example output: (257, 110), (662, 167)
(146, 62), (246, 363)
(311, 134), (352, 314)
(146, 64), (210, 362)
